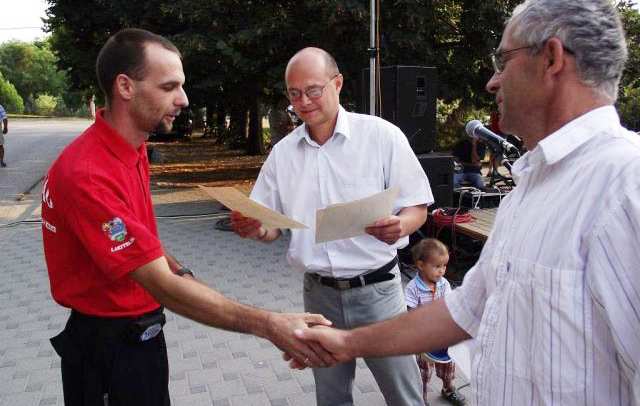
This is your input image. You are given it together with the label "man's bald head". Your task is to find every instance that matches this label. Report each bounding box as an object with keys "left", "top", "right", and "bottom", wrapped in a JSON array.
[
  {"left": 283, "top": 47, "right": 343, "bottom": 142},
  {"left": 285, "top": 47, "right": 340, "bottom": 81}
]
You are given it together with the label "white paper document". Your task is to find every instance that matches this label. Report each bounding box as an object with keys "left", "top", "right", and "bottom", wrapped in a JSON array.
[
  {"left": 315, "top": 187, "right": 399, "bottom": 243},
  {"left": 199, "top": 186, "right": 308, "bottom": 229}
]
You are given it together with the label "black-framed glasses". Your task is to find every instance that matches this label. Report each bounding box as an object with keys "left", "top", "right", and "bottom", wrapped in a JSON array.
[
  {"left": 491, "top": 43, "right": 574, "bottom": 74},
  {"left": 286, "top": 74, "right": 340, "bottom": 101}
]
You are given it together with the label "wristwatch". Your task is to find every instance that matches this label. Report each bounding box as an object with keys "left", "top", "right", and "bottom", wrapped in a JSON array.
[{"left": 176, "top": 267, "right": 195, "bottom": 278}]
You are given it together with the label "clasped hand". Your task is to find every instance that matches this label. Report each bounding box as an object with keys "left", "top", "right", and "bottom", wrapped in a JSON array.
[
  {"left": 266, "top": 312, "right": 340, "bottom": 368},
  {"left": 282, "top": 325, "right": 352, "bottom": 370},
  {"left": 365, "top": 215, "right": 404, "bottom": 245}
]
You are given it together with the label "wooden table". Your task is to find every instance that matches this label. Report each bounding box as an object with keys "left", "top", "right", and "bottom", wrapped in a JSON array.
[{"left": 454, "top": 208, "right": 498, "bottom": 241}]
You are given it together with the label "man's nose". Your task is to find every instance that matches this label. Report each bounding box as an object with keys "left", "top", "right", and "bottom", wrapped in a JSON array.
[
  {"left": 486, "top": 72, "right": 500, "bottom": 94},
  {"left": 176, "top": 87, "right": 189, "bottom": 108}
]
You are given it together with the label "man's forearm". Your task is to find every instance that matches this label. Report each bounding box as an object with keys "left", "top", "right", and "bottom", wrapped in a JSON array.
[
  {"left": 133, "top": 257, "right": 271, "bottom": 338},
  {"left": 398, "top": 205, "right": 429, "bottom": 237},
  {"left": 346, "top": 299, "right": 470, "bottom": 358}
]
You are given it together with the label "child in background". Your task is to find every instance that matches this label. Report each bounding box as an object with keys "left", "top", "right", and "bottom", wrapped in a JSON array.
[{"left": 405, "top": 238, "right": 466, "bottom": 406}]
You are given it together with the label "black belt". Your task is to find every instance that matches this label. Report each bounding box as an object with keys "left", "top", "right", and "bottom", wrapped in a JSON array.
[
  {"left": 309, "top": 256, "right": 398, "bottom": 290},
  {"left": 69, "top": 307, "right": 166, "bottom": 343}
]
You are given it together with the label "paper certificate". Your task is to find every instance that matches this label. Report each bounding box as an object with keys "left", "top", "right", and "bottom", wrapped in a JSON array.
[
  {"left": 199, "top": 186, "right": 308, "bottom": 229},
  {"left": 315, "top": 187, "right": 400, "bottom": 243}
]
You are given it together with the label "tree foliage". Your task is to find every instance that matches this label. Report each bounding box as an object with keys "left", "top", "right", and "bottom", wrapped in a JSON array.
[
  {"left": 0, "top": 72, "right": 25, "bottom": 113},
  {"left": 34, "top": 94, "right": 58, "bottom": 116},
  {"left": 617, "top": 1, "right": 640, "bottom": 131},
  {"left": 44, "top": 0, "right": 640, "bottom": 150},
  {"left": 0, "top": 40, "right": 68, "bottom": 112}
]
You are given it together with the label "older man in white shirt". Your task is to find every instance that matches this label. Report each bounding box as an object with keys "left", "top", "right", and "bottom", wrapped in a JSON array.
[
  {"left": 231, "top": 47, "right": 432, "bottom": 405},
  {"left": 295, "top": 1, "right": 640, "bottom": 405}
]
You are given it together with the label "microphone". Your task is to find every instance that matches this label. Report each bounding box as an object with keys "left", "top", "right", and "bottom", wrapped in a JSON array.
[{"left": 465, "top": 120, "right": 517, "bottom": 154}]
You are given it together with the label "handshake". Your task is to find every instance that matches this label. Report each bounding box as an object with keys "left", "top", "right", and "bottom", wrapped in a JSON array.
[{"left": 266, "top": 313, "right": 353, "bottom": 369}]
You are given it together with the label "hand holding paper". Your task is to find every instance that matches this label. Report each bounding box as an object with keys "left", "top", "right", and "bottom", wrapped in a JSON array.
[
  {"left": 199, "top": 186, "right": 307, "bottom": 229},
  {"left": 365, "top": 215, "right": 404, "bottom": 245},
  {"left": 315, "top": 187, "right": 399, "bottom": 243}
]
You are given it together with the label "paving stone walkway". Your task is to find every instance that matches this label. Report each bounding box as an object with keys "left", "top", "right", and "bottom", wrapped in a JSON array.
[{"left": 0, "top": 187, "right": 470, "bottom": 406}]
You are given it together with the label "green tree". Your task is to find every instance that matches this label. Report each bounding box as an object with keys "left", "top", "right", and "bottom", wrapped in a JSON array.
[
  {"left": 0, "top": 72, "right": 25, "bottom": 113},
  {"left": 617, "top": 1, "right": 640, "bottom": 131},
  {"left": 34, "top": 94, "right": 58, "bottom": 116},
  {"left": 0, "top": 40, "right": 67, "bottom": 112},
  {"left": 45, "top": 0, "right": 640, "bottom": 148}
]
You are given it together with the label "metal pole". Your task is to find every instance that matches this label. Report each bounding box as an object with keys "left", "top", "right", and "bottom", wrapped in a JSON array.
[{"left": 369, "top": 0, "right": 376, "bottom": 115}]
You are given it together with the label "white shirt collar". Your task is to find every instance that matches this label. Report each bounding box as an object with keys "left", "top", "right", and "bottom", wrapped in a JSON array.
[
  {"left": 296, "top": 105, "right": 351, "bottom": 147},
  {"left": 512, "top": 105, "right": 618, "bottom": 180},
  {"left": 538, "top": 105, "right": 618, "bottom": 165}
]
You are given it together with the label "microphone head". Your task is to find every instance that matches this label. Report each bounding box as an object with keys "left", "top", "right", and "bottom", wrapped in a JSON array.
[{"left": 465, "top": 120, "right": 483, "bottom": 138}]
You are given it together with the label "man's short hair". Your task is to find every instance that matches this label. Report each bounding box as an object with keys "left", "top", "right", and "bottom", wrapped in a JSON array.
[
  {"left": 411, "top": 238, "right": 449, "bottom": 264},
  {"left": 508, "top": 0, "right": 627, "bottom": 102},
  {"left": 96, "top": 28, "right": 181, "bottom": 105}
]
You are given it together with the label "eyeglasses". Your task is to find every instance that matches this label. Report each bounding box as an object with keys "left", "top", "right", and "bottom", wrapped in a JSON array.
[
  {"left": 286, "top": 74, "right": 340, "bottom": 101},
  {"left": 491, "top": 46, "right": 534, "bottom": 74},
  {"left": 491, "top": 43, "right": 575, "bottom": 74}
]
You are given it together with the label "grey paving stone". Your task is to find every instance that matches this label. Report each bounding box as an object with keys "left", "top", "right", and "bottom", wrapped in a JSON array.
[
  {"left": 187, "top": 368, "right": 224, "bottom": 386},
  {"left": 212, "top": 398, "right": 231, "bottom": 406},
  {"left": 230, "top": 393, "right": 271, "bottom": 405},
  {"left": 172, "top": 391, "right": 213, "bottom": 406},
  {"left": 189, "top": 384, "right": 207, "bottom": 394},
  {"left": 269, "top": 398, "right": 289, "bottom": 406},
  {"left": 222, "top": 372, "right": 239, "bottom": 381},
  {"left": 206, "top": 379, "right": 246, "bottom": 398},
  {"left": 38, "top": 396, "right": 57, "bottom": 405}
]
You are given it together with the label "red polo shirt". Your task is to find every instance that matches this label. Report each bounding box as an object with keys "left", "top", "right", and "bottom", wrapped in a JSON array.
[{"left": 41, "top": 110, "right": 164, "bottom": 317}]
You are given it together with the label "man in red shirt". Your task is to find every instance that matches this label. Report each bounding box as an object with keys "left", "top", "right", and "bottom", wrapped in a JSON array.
[{"left": 41, "top": 28, "right": 332, "bottom": 406}]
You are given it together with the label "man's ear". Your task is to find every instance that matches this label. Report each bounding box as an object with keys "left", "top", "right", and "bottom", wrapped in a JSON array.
[
  {"left": 113, "top": 74, "right": 135, "bottom": 101},
  {"left": 334, "top": 73, "right": 344, "bottom": 94},
  {"left": 544, "top": 37, "right": 567, "bottom": 75}
]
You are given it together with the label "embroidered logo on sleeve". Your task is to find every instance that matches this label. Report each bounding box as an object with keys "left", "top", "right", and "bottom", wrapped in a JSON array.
[
  {"left": 102, "top": 217, "right": 136, "bottom": 253},
  {"left": 102, "top": 217, "right": 127, "bottom": 242}
]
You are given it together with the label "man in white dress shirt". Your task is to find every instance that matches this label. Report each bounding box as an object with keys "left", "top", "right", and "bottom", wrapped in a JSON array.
[
  {"left": 231, "top": 47, "right": 432, "bottom": 405},
  {"left": 295, "top": 1, "right": 640, "bottom": 405}
]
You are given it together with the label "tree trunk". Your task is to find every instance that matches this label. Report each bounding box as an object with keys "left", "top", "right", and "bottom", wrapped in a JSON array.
[
  {"left": 228, "top": 104, "right": 248, "bottom": 148},
  {"left": 246, "top": 98, "right": 265, "bottom": 155}
]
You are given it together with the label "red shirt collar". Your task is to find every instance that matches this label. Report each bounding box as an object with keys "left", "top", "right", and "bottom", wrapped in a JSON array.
[{"left": 94, "top": 108, "right": 146, "bottom": 168}]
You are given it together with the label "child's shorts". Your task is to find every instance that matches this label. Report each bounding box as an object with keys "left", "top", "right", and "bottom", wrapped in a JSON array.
[{"left": 417, "top": 352, "right": 456, "bottom": 383}]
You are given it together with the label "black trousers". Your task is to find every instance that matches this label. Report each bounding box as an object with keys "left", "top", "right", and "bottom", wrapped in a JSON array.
[{"left": 51, "top": 308, "right": 170, "bottom": 406}]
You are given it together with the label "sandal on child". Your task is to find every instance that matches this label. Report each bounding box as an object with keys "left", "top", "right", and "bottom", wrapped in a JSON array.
[{"left": 441, "top": 388, "right": 466, "bottom": 405}]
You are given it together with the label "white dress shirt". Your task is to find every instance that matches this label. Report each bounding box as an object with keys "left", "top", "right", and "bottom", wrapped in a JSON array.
[
  {"left": 446, "top": 106, "right": 640, "bottom": 405},
  {"left": 251, "top": 106, "right": 433, "bottom": 277}
]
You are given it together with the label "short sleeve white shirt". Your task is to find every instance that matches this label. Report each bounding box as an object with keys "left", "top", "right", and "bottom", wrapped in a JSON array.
[{"left": 251, "top": 105, "right": 433, "bottom": 277}]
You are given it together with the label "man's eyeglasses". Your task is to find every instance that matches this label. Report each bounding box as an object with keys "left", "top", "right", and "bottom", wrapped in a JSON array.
[
  {"left": 491, "top": 43, "right": 574, "bottom": 74},
  {"left": 286, "top": 74, "right": 340, "bottom": 101},
  {"left": 491, "top": 46, "right": 534, "bottom": 74}
]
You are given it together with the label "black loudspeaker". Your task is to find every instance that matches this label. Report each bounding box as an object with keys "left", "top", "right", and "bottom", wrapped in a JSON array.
[
  {"left": 416, "top": 153, "right": 454, "bottom": 209},
  {"left": 361, "top": 66, "right": 437, "bottom": 154}
]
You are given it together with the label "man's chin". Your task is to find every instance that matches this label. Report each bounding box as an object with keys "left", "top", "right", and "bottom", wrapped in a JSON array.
[{"left": 153, "top": 122, "right": 173, "bottom": 134}]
